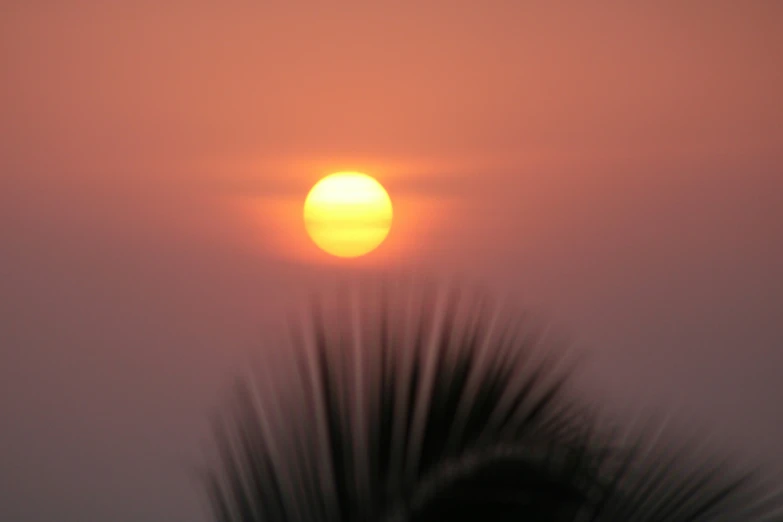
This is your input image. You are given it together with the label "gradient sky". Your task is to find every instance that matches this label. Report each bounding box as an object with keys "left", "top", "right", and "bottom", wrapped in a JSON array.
[{"left": 2, "top": 3, "right": 782, "bottom": 521}]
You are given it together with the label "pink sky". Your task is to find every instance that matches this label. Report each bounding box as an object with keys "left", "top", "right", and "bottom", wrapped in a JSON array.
[{"left": 1, "top": 3, "right": 782, "bottom": 521}]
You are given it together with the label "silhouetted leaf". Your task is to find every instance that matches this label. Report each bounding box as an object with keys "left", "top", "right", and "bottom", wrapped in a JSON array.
[{"left": 203, "top": 279, "right": 782, "bottom": 522}]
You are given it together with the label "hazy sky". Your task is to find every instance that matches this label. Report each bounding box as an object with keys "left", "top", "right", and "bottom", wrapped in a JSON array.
[{"left": 2, "top": 3, "right": 782, "bottom": 521}]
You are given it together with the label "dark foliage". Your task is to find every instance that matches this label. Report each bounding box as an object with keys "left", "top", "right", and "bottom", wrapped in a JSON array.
[{"left": 203, "top": 282, "right": 782, "bottom": 522}]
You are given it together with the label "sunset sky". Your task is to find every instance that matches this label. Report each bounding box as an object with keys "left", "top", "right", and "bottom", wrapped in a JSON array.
[{"left": 2, "top": 3, "right": 782, "bottom": 521}]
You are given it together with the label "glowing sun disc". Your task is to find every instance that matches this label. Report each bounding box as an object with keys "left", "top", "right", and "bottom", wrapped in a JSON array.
[{"left": 303, "top": 172, "right": 393, "bottom": 258}]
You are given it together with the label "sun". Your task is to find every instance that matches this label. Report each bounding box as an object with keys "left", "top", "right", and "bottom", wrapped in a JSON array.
[{"left": 303, "top": 172, "right": 393, "bottom": 258}]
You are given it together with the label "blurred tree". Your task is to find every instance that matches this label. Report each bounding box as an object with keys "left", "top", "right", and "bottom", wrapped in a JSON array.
[{"left": 203, "top": 281, "right": 782, "bottom": 522}]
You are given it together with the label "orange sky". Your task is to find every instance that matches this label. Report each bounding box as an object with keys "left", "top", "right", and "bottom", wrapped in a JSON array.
[
  {"left": 1, "top": 3, "right": 782, "bottom": 522},
  {"left": 4, "top": 3, "right": 781, "bottom": 262}
]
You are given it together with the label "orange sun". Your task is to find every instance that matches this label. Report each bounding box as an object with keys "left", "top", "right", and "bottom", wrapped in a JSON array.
[{"left": 303, "top": 172, "right": 393, "bottom": 258}]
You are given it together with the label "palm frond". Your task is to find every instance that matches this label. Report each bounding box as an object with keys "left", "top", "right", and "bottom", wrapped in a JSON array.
[
  {"left": 589, "top": 419, "right": 783, "bottom": 522},
  {"left": 203, "top": 280, "right": 782, "bottom": 522}
]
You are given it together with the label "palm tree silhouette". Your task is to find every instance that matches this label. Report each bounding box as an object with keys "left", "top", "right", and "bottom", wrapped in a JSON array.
[{"left": 203, "top": 281, "right": 782, "bottom": 521}]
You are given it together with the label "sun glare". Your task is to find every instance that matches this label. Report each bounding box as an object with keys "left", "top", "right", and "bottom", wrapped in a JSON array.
[{"left": 303, "top": 172, "right": 393, "bottom": 258}]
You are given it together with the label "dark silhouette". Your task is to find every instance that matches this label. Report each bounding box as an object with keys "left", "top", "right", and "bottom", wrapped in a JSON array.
[{"left": 203, "top": 281, "right": 782, "bottom": 521}]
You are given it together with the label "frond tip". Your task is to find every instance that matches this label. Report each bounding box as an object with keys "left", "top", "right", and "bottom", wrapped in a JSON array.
[{"left": 203, "top": 281, "right": 782, "bottom": 522}]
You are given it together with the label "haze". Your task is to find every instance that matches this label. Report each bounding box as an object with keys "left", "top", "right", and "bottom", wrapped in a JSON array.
[{"left": 1, "top": 3, "right": 782, "bottom": 521}]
